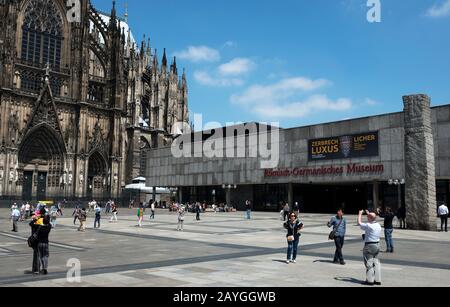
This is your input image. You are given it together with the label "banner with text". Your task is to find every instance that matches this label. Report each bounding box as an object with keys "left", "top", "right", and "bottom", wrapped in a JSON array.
[{"left": 308, "top": 132, "right": 379, "bottom": 161}]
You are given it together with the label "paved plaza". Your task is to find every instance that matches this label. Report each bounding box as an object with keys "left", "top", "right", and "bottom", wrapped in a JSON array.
[{"left": 0, "top": 208, "right": 449, "bottom": 287}]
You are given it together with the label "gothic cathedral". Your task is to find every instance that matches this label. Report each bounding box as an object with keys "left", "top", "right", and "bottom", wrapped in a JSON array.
[{"left": 0, "top": 0, "right": 189, "bottom": 201}]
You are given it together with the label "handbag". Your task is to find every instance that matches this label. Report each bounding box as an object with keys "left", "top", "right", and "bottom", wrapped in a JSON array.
[
  {"left": 27, "top": 226, "right": 40, "bottom": 248},
  {"left": 287, "top": 235, "right": 295, "bottom": 242},
  {"left": 329, "top": 218, "right": 344, "bottom": 241}
]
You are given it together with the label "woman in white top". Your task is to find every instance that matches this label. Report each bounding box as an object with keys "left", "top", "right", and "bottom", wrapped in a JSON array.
[{"left": 177, "top": 206, "right": 186, "bottom": 231}]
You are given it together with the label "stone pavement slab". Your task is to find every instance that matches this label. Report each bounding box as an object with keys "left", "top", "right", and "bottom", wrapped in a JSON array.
[{"left": 0, "top": 209, "right": 449, "bottom": 287}]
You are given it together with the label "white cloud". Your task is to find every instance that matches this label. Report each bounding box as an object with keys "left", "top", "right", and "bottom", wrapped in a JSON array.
[
  {"left": 231, "top": 77, "right": 330, "bottom": 105},
  {"left": 194, "top": 71, "right": 244, "bottom": 87},
  {"left": 251, "top": 95, "right": 352, "bottom": 119},
  {"left": 223, "top": 41, "right": 236, "bottom": 48},
  {"left": 427, "top": 0, "right": 450, "bottom": 18},
  {"left": 365, "top": 98, "right": 379, "bottom": 106},
  {"left": 174, "top": 46, "right": 220, "bottom": 63},
  {"left": 218, "top": 58, "right": 256, "bottom": 76},
  {"left": 231, "top": 77, "right": 351, "bottom": 119}
]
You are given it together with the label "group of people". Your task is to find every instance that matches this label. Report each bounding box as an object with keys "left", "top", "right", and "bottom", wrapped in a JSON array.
[
  {"left": 283, "top": 206, "right": 411, "bottom": 286},
  {"left": 10, "top": 202, "right": 64, "bottom": 232},
  {"left": 72, "top": 201, "right": 119, "bottom": 230}
]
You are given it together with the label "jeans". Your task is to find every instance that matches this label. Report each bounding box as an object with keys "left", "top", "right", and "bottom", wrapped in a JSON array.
[
  {"left": 38, "top": 242, "right": 49, "bottom": 271},
  {"left": 384, "top": 229, "right": 394, "bottom": 252},
  {"left": 334, "top": 236, "right": 345, "bottom": 262},
  {"left": 150, "top": 210, "right": 155, "bottom": 219},
  {"left": 196, "top": 212, "right": 200, "bottom": 221},
  {"left": 51, "top": 218, "right": 57, "bottom": 228},
  {"left": 284, "top": 211, "right": 290, "bottom": 221},
  {"left": 12, "top": 218, "right": 19, "bottom": 232},
  {"left": 441, "top": 215, "right": 448, "bottom": 232},
  {"left": 363, "top": 243, "right": 382, "bottom": 284},
  {"left": 94, "top": 215, "right": 101, "bottom": 228},
  {"left": 246, "top": 210, "right": 252, "bottom": 220},
  {"left": 287, "top": 237, "right": 300, "bottom": 261}
]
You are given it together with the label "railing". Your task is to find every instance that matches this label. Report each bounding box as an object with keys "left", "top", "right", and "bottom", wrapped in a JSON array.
[{"left": 15, "top": 58, "right": 70, "bottom": 75}]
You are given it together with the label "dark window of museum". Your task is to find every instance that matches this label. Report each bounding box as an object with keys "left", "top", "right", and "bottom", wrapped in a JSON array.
[{"left": 20, "top": 0, "right": 63, "bottom": 70}]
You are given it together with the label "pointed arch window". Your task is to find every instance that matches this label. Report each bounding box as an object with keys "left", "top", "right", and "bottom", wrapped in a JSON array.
[{"left": 20, "top": 0, "right": 64, "bottom": 69}]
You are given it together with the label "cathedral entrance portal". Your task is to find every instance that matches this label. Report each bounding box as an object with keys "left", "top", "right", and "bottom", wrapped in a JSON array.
[
  {"left": 87, "top": 151, "right": 108, "bottom": 200},
  {"left": 18, "top": 124, "right": 66, "bottom": 201}
]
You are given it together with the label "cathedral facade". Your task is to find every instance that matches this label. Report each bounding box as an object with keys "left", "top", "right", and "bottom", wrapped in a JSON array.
[{"left": 0, "top": 0, "right": 189, "bottom": 201}]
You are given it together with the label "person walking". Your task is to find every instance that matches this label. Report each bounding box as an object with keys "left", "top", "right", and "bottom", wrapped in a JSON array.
[
  {"left": 294, "top": 202, "right": 300, "bottom": 216},
  {"left": 105, "top": 200, "right": 111, "bottom": 216},
  {"left": 358, "top": 210, "right": 382, "bottom": 286},
  {"left": 245, "top": 200, "right": 252, "bottom": 220},
  {"left": 11, "top": 206, "right": 21, "bottom": 232},
  {"left": 195, "top": 203, "right": 201, "bottom": 221},
  {"left": 397, "top": 205, "right": 406, "bottom": 229},
  {"left": 20, "top": 204, "right": 26, "bottom": 221},
  {"left": 94, "top": 205, "right": 102, "bottom": 229},
  {"left": 25, "top": 202, "right": 31, "bottom": 219},
  {"left": 284, "top": 212, "right": 304, "bottom": 264},
  {"left": 50, "top": 206, "right": 58, "bottom": 228},
  {"left": 377, "top": 207, "right": 395, "bottom": 253},
  {"left": 177, "top": 206, "right": 186, "bottom": 231},
  {"left": 137, "top": 205, "right": 144, "bottom": 227},
  {"left": 150, "top": 201, "right": 155, "bottom": 219},
  {"left": 327, "top": 209, "right": 347, "bottom": 265},
  {"left": 72, "top": 206, "right": 80, "bottom": 225},
  {"left": 57, "top": 202, "right": 64, "bottom": 217},
  {"left": 110, "top": 204, "right": 118, "bottom": 223},
  {"left": 438, "top": 202, "right": 449, "bottom": 232},
  {"left": 78, "top": 208, "right": 87, "bottom": 232},
  {"left": 283, "top": 203, "right": 290, "bottom": 221}
]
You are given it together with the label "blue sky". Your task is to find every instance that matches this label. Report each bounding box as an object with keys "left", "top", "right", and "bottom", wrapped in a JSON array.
[{"left": 93, "top": 0, "right": 450, "bottom": 129}]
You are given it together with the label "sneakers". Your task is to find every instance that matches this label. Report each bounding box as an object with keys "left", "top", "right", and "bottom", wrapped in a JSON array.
[
  {"left": 340, "top": 261, "right": 346, "bottom": 265},
  {"left": 292, "top": 260, "right": 297, "bottom": 264},
  {"left": 286, "top": 260, "right": 291, "bottom": 264}
]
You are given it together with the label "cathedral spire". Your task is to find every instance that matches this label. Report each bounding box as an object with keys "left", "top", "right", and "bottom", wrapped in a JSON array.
[
  {"left": 171, "top": 56, "right": 178, "bottom": 74},
  {"left": 147, "top": 38, "right": 151, "bottom": 55},
  {"left": 162, "top": 48, "right": 167, "bottom": 67},
  {"left": 141, "top": 34, "right": 146, "bottom": 57},
  {"left": 182, "top": 68, "right": 187, "bottom": 88},
  {"left": 152, "top": 49, "right": 158, "bottom": 71},
  {"left": 111, "top": 1, "right": 116, "bottom": 21},
  {"left": 127, "top": 28, "right": 131, "bottom": 45}
]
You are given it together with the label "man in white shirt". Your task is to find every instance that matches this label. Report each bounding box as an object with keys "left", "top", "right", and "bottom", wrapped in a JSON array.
[
  {"left": 11, "top": 206, "right": 21, "bottom": 232},
  {"left": 438, "top": 203, "right": 449, "bottom": 232},
  {"left": 150, "top": 202, "right": 155, "bottom": 219},
  {"left": 25, "top": 203, "right": 31, "bottom": 219},
  {"left": 358, "top": 210, "right": 382, "bottom": 286}
]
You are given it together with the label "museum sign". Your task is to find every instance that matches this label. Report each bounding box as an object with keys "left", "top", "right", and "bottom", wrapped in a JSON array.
[{"left": 308, "top": 132, "right": 379, "bottom": 161}]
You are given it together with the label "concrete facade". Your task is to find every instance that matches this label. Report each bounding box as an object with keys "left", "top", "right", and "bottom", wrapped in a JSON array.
[{"left": 145, "top": 99, "right": 450, "bottom": 230}]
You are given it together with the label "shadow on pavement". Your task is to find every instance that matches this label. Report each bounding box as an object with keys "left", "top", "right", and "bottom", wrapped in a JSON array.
[{"left": 334, "top": 277, "right": 363, "bottom": 285}]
